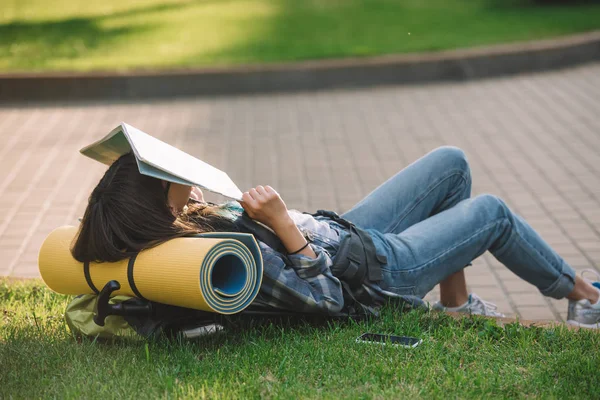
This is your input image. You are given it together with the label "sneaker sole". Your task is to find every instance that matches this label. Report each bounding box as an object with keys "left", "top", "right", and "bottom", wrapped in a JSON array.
[{"left": 567, "top": 319, "right": 600, "bottom": 329}]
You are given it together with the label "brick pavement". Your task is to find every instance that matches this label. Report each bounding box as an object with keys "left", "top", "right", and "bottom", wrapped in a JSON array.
[{"left": 1, "top": 63, "right": 599, "bottom": 322}]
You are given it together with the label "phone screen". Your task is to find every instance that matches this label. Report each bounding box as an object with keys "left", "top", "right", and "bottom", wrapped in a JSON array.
[{"left": 356, "top": 333, "right": 422, "bottom": 348}]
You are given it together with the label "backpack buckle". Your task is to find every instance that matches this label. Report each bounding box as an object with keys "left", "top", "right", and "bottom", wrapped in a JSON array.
[{"left": 93, "top": 280, "right": 153, "bottom": 326}]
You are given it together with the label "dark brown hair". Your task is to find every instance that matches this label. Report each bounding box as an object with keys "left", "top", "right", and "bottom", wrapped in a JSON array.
[{"left": 71, "top": 153, "right": 239, "bottom": 263}]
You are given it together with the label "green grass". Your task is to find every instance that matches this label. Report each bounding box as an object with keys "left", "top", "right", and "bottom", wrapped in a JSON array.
[
  {"left": 1, "top": 0, "right": 600, "bottom": 72},
  {"left": 1, "top": 279, "right": 599, "bottom": 399}
]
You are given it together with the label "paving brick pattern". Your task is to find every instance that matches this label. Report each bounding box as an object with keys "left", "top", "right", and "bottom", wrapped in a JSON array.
[{"left": 1, "top": 63, "right": 599, "bottom": 322}]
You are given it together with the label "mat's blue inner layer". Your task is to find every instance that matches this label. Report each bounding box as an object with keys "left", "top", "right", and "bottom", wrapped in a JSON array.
[{"left": 211, "top": 254, "right": 247, "bottom": 296}]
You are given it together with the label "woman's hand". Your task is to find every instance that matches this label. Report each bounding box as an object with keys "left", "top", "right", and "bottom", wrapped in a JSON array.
[
  {"left": 240, "top": 186, "right": 292, "bottom": 232},
  {"left": 190, "top": 187, "right": 204, "bottom": 202},
  {"left": 241, "top": 185, "right": 316, "bottom": 258}
]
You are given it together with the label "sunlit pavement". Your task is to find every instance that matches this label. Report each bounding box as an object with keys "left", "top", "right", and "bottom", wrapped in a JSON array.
[{"left": 2, "top": 63, "right": 599, "bottom": 322}]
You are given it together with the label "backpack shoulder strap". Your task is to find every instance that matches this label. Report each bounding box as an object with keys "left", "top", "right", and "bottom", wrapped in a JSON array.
[{"left": 234, "top": 213, "right": 290, "bottom": 256}]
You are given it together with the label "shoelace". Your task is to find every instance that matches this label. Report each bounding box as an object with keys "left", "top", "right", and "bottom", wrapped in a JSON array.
[
  {"left": 581, "top": 268, "right": 600, "bottom": 283},
  {"left": 469, "top": 294, "right": 502, "bottom": 316}
]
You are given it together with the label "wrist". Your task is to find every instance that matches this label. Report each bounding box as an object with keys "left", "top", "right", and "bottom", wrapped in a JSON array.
[{"left": 270, "top": 215, "right": 295, "bottom": 234}]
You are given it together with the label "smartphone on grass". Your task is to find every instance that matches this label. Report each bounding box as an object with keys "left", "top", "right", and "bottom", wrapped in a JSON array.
[{"left": 356, "top": 333, "right": 422, "bottom": 348}]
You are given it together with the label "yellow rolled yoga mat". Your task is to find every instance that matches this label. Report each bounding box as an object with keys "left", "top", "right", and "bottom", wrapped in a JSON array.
[{"left": 38, "top": 226, "right": 263, "bottom": 314}]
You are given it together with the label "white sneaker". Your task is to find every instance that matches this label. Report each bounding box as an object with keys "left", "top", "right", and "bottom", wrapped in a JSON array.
[
  {"left": 566, "top": 269, "right": 600, "bottom": 329},
  {"left": 432, "top": 293, "right": 505, "bottom": 317}
]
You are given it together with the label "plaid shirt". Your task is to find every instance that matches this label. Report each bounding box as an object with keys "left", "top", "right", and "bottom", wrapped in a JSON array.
[{"left": 250, "top": 211, "right": 408, "bottom": 314}]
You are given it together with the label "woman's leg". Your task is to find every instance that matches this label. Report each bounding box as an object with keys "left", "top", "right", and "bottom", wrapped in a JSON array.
[
  {"left": 439, "top": 271, "right": 469, "bottom": 307},
  {"left": 341, "top": 146, "right": 472, "bottom": 234},
  {"left": 568, "top": 277, "right": 600, "bottom": 302},
  {"left": 341, "top": 146, "right": 472, "bottom": 305},
  {"left": 374, "top": 194, "right": 581, "bottom": 302}
]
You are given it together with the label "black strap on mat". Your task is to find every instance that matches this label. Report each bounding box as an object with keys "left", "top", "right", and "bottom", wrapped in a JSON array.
[
  {"left": 83, "top": 261, "right": 99, "bottom": 294},
  {"left": 127, "top": 253, "right": 147, "bottom": 300}
]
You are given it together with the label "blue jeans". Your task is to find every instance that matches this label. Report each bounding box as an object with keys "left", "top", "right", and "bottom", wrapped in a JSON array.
[{"left": 341, "top": 146, "right": 576, "bottom": 300}]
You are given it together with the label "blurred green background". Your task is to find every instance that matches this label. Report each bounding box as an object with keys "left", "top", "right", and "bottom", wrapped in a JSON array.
[{"left": 2, "top": 0, "right": 600, "bottom": 72}]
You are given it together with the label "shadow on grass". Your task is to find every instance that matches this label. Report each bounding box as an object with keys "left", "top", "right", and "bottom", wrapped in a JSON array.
[
  {"left": 0, "top": 19, "right": 144, "bottom": 70},
  {"left": 179, "top": 0, "right": 600, "bottom": 66},
  {"left": 2, "top": 0, "right": 599, "bottom": 71},
  {"left": 0, "top": 1, "right": 208, "bottom": 70},
  {"left": 486, "top": 0, "right": 599, "bottom": 10}
]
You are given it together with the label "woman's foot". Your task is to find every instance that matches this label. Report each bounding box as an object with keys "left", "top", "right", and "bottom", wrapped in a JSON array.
[
  {"left": 432, "top": 293, "right": 505, "bottom": 317},
  {"left": 567, "top": 269, "right": 600, "bottom": 329}
]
